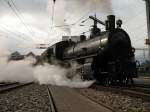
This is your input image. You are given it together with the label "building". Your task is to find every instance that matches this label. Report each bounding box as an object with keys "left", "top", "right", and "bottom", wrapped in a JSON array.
[{"left": 9, "top": 51, "right": 24, "bottom": 61}]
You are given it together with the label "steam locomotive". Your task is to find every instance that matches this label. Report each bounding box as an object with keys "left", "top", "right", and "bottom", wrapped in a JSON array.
[{"left": 40, "top": 15, "right": 137, "bottom": 86}]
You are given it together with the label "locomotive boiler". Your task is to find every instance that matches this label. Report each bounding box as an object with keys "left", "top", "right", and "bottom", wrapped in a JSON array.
[{"left": 41, "top": 15, "right": 137, "bottom": 86}]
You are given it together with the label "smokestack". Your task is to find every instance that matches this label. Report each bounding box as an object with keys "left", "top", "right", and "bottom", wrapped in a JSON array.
[
  {"left": 106, "top": 15, "right": 115, "bottom": 30},
  {"left": 80, "top": 35, "right": 86, "bottom": 42}
]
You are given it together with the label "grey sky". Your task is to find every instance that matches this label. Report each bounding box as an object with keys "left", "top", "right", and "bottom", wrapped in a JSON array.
[{"left": 0, "top": 0, "right": 148, "bottom": 55}]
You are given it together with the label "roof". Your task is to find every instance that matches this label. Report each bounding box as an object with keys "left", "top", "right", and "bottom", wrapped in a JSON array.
[
  {"left": 26, "top": 52, "right": 35, "bottom": 57},
  {"left": 11, "top": 51, "right": 21, "bottom": 56}
]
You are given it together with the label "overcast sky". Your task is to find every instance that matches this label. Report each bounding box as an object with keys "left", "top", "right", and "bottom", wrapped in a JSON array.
[{"left": 0, "top": 0, "right": 148, "bottom": 56}]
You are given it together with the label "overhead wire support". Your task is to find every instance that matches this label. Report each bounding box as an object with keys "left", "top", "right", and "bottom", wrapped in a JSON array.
[
  {"left": 89, "top": 16, "right": 106, "bottom": 26},
  {"left": 51, "top": 0, "right": 56, "bottom": 29},
  {"left": 53, "top": 0, "right": 56, "bottom": 3}
]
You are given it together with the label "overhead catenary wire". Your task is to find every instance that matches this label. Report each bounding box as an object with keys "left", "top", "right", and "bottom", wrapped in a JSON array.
[
  {"left": 10, "top": 0, "right": 35, "bottom": 35},
  {"left": 0, "top": 0, "right": 146, "bottom": 47},
  {"left": 73, "top": 10, "right": 93, "bottom": 25},
  {"left": 0, "top": 25, "right": 29, "bottom": 42},
  {"left": 10, "top": 0, "right": 51, "bottom": 44},
  {"left": 49, "top": 1, "right": 100, "bottom": 37},
  {"left": 0, "top": 0, "right": 34, "bottom": 41},
  {"left": 48, "top": 11, "right": 93, "bottom": 38},
  {"left": 53, "top": 10, "right": 93, "bottom": 29},
  {"left": 132, "top": 25, "right": 147, "bottom": 44},
  {"left": 0, "top": 30, "right": 22, "bottom": 41},
  {"left": 0, "top": 28, "right": 27, "bottom": 42},
  {"left": 3, "top": 0, "right": 34, "bottom": 39},
  {"left": 1, "top": 22, "right": 32, "bottom": 40}
]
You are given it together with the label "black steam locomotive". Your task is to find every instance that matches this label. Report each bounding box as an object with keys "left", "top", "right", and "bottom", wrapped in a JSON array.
[{"left": 41, "top": 15, "right": 137, "bottom": 86}]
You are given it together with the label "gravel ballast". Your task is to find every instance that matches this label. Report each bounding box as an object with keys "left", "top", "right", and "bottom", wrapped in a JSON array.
[
  {"left": 77, "top": 88, "right": 150, "bottom": 112},
  {"left": 1, "top": 83, "right": 150, "bottom": 112},
  {"left": 0, "top": 84, "right": 51, "bottom": 112}
]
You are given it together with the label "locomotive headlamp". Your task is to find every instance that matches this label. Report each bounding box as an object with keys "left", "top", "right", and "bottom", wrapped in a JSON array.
[{"left": 116, "top": 19, "right": 122, "bottom": 28}]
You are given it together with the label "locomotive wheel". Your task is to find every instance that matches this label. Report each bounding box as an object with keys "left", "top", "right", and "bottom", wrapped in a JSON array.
[
  {"left": 123, "top": 78, "right": 129, "bottom": 86},
  {"left": 127, "top": 77, "right": 135, "bottom": 86},
  {"left": 119, "top": 78, "right": 128, "bottom": 86},
  {"left": 81, "top": 75, "right": 85, "bottom": 81},
  {"left": 121, "top": 77, "right": 134, "bottom": 86},
  {"left": 103, "top": 77, "right": 112, "bottom": 86}
]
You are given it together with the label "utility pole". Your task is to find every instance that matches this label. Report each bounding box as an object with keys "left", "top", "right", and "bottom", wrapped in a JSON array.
[
  {"left": 145, "top": 0, "right": 150, "bottom": 61},
  {"left": 53, "top": 0, "right": 56, "bottom": 3}
]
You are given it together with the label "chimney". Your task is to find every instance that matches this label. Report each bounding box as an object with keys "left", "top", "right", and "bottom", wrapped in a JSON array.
[
  {"left": 106, "top": 15, "right": 115, "bottom": 30},
  {"left": 80, "top": 35, "right": 86, "bottom": 42}
]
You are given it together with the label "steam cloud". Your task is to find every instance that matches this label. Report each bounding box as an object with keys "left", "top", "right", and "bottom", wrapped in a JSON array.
[
  {"left": 47, "top": 0, "right": 113, "bottom": 36},
  {"left": 0, "top": 36, "right": 94, "bottom": 88},
  {"left": 69, "top": 0, "right": 113, "bottom": 14},
  {"left": 0, "top": 0, "right": 113, "bottom": 88},
  {"left": 47, "top": 0, "right": 71, "bottom": 35}
]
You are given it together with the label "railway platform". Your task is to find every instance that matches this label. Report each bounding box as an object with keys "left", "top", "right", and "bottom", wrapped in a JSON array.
[{"left": 47, "top": 86, "right": 113, "bottom": 112}]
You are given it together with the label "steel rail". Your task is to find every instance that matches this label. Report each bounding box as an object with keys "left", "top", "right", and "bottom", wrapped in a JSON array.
[
  {"left": 91, "top": 85, "right": 150, "bottom": 101},
  {"left": 0, "top": 82, "right": 33, "bottom": 93},
  {"left": 47, "top": 86, "right": 58, "bottom": 112},
  {"left": 79, "top": 92, "right": 116, "bottom": 112}
]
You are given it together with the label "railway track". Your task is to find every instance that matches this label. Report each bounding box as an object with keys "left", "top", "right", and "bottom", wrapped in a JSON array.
[
  {"left": 135, "top": 84, "right": 150, "bottom": 90},
  {"left": 130, "top": 85, "right": 150, "bottom": 94},
  {"left": 0, "top": 82, "right": 33, "bottom": 93},
  {"left": 47, "top": 86, "right": 58, "bottom": 112},
  {"left": 91, "top": 84, "right": 150, "bottom": 101},
  {"left": 47, "top": 85, "right": 114, "bottom": 112},
  {"left": 0, "top": 82, "right": 18, "bottom": 87}
]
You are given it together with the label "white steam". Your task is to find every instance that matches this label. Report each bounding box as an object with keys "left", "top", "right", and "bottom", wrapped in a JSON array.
[
  {"left": 0, "top": 59, "right": 94, "bottom": 88},
  {"left": 34, "top": 64, "right": 94, "bottom": 88},
  {"left": 67, "top": 0, "right": 113, "bottom": 15},
  {"left": 0, "top": 59, "right": 34, "bottom": 83},
  {"left": 47, "top": 0, "right": 71, "bottom": 35},
  {"left": 0, "top": 36, "right": 94, "bottom": 88},
  {"left": 47, "top": 0, "right": 113, "bottom": 36}
]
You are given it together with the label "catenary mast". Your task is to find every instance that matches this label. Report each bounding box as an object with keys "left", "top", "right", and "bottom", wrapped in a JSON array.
[{"left": 145, "top": 0, "right": 150, "bottom": 61}]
